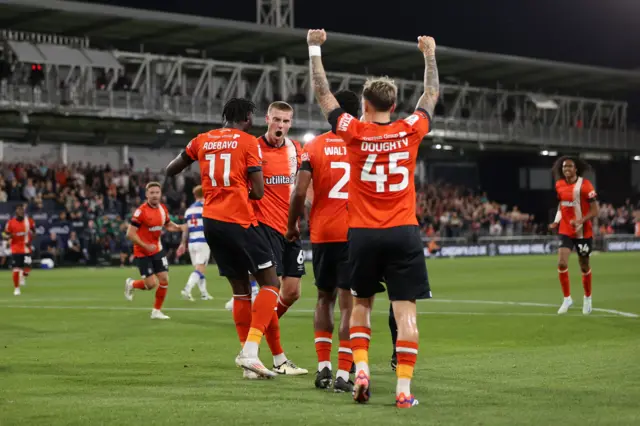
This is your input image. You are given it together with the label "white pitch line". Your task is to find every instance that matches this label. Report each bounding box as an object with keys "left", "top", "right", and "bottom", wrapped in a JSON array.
[{"left": 0, "top": 304, "right": 630, "bottom": 318}]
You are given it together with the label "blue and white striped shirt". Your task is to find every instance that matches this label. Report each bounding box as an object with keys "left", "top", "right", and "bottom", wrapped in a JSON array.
[{"left": 185, "top": 201, "right": 206, "bottom": 244}]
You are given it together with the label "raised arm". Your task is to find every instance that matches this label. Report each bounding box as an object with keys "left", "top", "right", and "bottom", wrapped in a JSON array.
[
  {"left": 307, "top": 29, "right": 340, "bottom": 118},
  {"left": 415, "top": 36, "right": 439, "bottom": 118}
]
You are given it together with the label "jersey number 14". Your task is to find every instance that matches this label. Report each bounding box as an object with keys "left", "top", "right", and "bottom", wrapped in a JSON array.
[{"left": 205, "top": 153, "right": 231, "bottom": 187}]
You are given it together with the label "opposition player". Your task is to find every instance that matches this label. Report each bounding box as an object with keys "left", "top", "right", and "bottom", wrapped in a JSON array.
[
  {"left": 124, "top": 182, "right": 185, "bottom": 319},
  {"left": 308, "top": 29, "right": 438, "bottom": 408},
  {"left": 250, "top": 101, "right": 308, "bottom": 376},
  {"left": 164, "top": 98, "right": 287, "bottom": 378},
  {"left": 286, "top": 90, "right": 360, "bottom": 392},
  {"left": 549, "top": 157, "right": 599, "bottom": 315},
  {"left": 177, "top": 185, "right": 213, "bottom": 301},
  {"left": 3, "top": 204, "right": 35, "bottom": 295}
]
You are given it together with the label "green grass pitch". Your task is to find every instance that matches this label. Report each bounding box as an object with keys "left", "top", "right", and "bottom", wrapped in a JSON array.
[{"left": 1, "top": 253, "right": 639, "bottom": 425}]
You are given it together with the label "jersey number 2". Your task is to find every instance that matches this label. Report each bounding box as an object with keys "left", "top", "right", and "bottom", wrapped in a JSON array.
[
  {"left": 361, "top": 152, "right": 409, "bottom": 193},
  {"left": 329, "top": 162, "right": 349, "bottom": 199},
  {"left": 205, "top": 153, "right": 231, "bottom": 187}
]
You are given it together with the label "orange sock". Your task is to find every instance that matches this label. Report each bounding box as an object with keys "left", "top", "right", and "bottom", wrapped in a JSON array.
[
  {"left": 12, "top": 270, "right": 20, "bottom": 288},
  {"left": 337, "top": 340, "right": 353, "bottom": 373},
  {"left": 232, "top": 295, "right": 252, "bottom": 345},
  {"left": 558, "top": 269, "right": 570, "bottom": 297},
  {"left": 154, "top": 281, "right": 167, "bottom": 310},
  {"left": 266, "top": 310, "right": 284, "bottom": 356},
  {"left": 243, "top": 286, "right": 279, "bottom": 356},
  {"left": 314, "top": 331, "right": 332, "bottom": 369},
  {"left": 582, "top": 270, "right": 592, "bottom": 297},
  {"left": 350, "top": 326, "right": 371, "bottom": 376},
  {"left": 276, "top": 297, "right": 290, "bottom": 318},
  {"left": 23, "top": 267, "right": 30, "bottom": 277},
  {"left": 396, "top": 340, "right": 418, "bottom": 397},
  {"left": 132, "top": 279, "right": 146, "bottom": 290}
]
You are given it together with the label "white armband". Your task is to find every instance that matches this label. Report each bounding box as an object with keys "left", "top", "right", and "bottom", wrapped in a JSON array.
[
  {"left": 554, "top": 210, "right": 562, "bottom": 224},
  {"left": 308, "top": 46, "right": 321, "bottom": 57}
]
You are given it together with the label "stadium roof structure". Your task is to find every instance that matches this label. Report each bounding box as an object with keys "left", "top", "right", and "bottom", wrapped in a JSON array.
[{"left": 1, "top": 0, "right": 640, "bottom": 97}]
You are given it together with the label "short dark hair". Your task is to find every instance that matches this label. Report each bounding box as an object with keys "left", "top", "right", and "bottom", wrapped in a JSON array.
[
  {"left": 222, "top": 98, "right": 256, "bottom": 124},
  {"left": 335, "top": 90, "right": 360, "bottom": 118},
  {"left": 551, "top": 156, "right": 592, "bottom": 181}
]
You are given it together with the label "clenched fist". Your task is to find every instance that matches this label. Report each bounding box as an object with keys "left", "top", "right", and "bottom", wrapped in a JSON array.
[
  {"left": 307, "top": 29, "right": 327, "bottom": 46},
  {"left": 417, "top": 36, "right": 436, "bottom": 54}
]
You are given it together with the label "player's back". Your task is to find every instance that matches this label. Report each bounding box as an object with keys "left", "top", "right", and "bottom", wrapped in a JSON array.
[
  {"left": 304, "top": 131, "right": 349, "bottom": 243},
  {"left": 185, "top": 128, "right": 262, "bottom": 227},
  {"left": 184, "top": 201, "right": 206, "bottom": 244},
  {"left": 335, "top": 110, "right": 430, "bottom": 229}
]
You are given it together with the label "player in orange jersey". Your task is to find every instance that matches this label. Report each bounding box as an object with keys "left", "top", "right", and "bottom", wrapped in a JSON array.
[
  {"left": 549, "top": 156, "right": 599, "bottom": 315},
  {"left": 123, "top": 182, "right": 186, "bottom": 320},
  {"left": 308, "top": 30, "right": 439, "bottom": 408},
  {"left": 248, "top": 100, "right": 308, "bottom": 376},
  {"left": 286, "top": 90, "right": 361, "bottom": 392},
  {"left": 3, "top": 204, "right": 35, "bottom": 296},
  {"left": 165, "top": 98, "right": 283, "bottom": 379}
]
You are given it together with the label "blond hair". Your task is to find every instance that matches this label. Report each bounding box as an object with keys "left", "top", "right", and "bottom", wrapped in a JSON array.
[
  {"left": 193, "top": 185, "right": 203, "bottom": 199},
  {"left": 362, "top": 76, "right": 397, "bottom": 112},
  {"left": 145, "top": 181, "right": 161, "bottom": 190},
  {"left": 268, "top": 101, "right": 294, "bottom": 115}
]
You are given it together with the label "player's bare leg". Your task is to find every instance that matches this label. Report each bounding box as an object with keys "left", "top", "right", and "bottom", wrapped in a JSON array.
[
  {"left": 389, "top": 303, "right": 398, "bottom": 371},
  {"left": 235, "top": 266, "right": 280, "bottom": 378},
  {"left": 334, "top": 288, "right": 354, "bottom": 392},
  {"left": 226, "top": 274, "right": 258, "bottom": 311},
  {"left": 314, "top": 289, "right": 336, "bottom": 389},
  {"left": 392, "top": 300, "right": 420, "bottom": 408},
  {"left": 268, "top": 276, "right": 307, "bottom": 375},
  {"left": 557, "top": 247, "right": 573, "bottom": 314},
  {"left": 276, "top": 276, "right": 301, "bottom": 317},
  {"left": 349, "top": 296, "right": 373, "bottom": 403},
  {"left": 578, "top": 255, "right": 592, "bottom": 315}
]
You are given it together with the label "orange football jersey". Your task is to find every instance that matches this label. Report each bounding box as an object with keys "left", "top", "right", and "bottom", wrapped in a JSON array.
[
  {"left": 301, "top": 131, "right": 349, "bottom": 243},
  {"left": 332, "top": 108, "right": 431, "bottom": 229},
  {"left": 4, "top": 216, "right": 35, "bottom": 255},
  {"left": 251, "top": 136, "right": 302, "bottom": 235},
  {"left": 556, "top": 177, "right": 597, "bottom": 239},
  {"left": 130, "top": 202, "right": 170, "bottom": 257},
  {"left": 185, "top": 128, "right": 262, "bottom": 228}
]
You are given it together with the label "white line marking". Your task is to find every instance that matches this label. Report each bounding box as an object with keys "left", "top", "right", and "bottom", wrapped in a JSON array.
[{"left": 0, "top": 304, "right": 630, "bottom": 318}]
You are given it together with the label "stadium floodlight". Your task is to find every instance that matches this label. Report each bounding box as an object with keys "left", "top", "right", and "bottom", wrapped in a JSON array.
[
  {"left": 434, "top": 144, "right": 442, "bottom": 149},
  {"left": 173, "top": 129, "right": 185, "bottom": 135},
  {"left": 528, "top": 93, "right": 558, "bottom": 110},
  {"left": 548, "top": 151, "right": 558, "bottom": 156},
  {"left": 303, "top": 132, "right": 315, "bottom": 143},
  {"left": 443, "top": 145, "right": 453, "bottom": 150},
  {"left": 634, "top": 155, "right": 640, "bottom": 161},
  {"left": 540, "top": 150, "right": 549, "bottom": 156},
  {"left": 156, "top": 128, "right": 167, "bottom": 134}
]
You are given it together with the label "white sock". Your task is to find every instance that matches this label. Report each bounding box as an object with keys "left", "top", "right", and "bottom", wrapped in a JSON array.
[
  {"left": 197, "top": 277, "right": 208, "bottom": 295},
  {"left": 396, "top": 378, "right": 411, "bottom": 396},
  {"left": 318, "top": 361, "right": 331, "bottom": 371},
  {"left": 273, "top": 353, "right": 287, "bottom": 367},
  {"left": 184, "top": 272, "right": 200, "bottom": 293},
  {"left": 242, "top": 341, "right": 259, "bottom": 358},
  {"left": 336, "top": 369, "right": 349, "bottom": 382},
  {"left": 355, "top": 361, "right": 369, "bottom": 377}
]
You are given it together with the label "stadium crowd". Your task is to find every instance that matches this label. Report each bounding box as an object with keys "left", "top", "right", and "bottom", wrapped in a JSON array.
[{"left": 1, "top": 159, "right": 638, "bottom": 268}]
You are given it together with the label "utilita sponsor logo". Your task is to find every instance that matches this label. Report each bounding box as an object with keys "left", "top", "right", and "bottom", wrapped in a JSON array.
[{"left": 266, "top": 174, "right": 295, "bottom": 185}]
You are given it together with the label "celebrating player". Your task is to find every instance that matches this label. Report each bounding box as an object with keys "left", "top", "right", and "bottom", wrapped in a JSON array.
[
  {"left": 286, "top": 90, "right": 360, "bottom": 392},
  {"left": 249, "top": 101, "right": 308, "bottom": 376},
  {"left": 3, "top": 204, "right": 35, "bottom": 296},
  {"left": 124, "top": 182, "right": 186, "bottom": 319},
  {"left": 308, "top": 29, "right": 438, "bottom": 408},
  {"left": 177, "top": 185, "right": 213, "bottom": 302},
  {"left": 165, "top": 98, "right": 285, "bottom": 379},
  {"left": 549, "top": 157, "right": 599, "bottom": 315}
]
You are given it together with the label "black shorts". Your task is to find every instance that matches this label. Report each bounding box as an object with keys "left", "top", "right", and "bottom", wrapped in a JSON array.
[
  {"left": 136, "top": 251, "right": 169, "bottom": 278},
  {"left": 348, "top": 225, "right": 431, "bottom": 301},
  {"left": 560, "top": 235, "right": 593, "bottom": 257},
  {"left": 204, "top": 218, "right": 274, "bottom": 279},
  {"left": 312, "top": 242, "right": 350, "bottom": 292},
  {"left": 257, "top": 223, "right": 305, "bottom": 277},
  {"left": 11, "top": 254, "right": 33, "bottom": 269}
]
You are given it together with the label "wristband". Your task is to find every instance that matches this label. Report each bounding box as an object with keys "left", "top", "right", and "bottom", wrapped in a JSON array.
[{"left": 308, "top": 45, "right": 321, "bottom": 57}]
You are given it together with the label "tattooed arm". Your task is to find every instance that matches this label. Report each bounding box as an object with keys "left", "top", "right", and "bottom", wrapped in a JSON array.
[
  {"left": 415, "top": 36, "right": 439, "bottom": 118},
  {"left": 307, "top": 29, "right": 340, "bottom": 118}
]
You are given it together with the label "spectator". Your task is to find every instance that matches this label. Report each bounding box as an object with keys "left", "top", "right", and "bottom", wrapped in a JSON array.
[{"left": 66, "top": 231, "right": 82, "bottom": 263}]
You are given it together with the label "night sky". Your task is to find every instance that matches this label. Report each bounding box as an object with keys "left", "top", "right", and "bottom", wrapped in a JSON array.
[{"left": 83, "top": 0, "right": 640, "bottom": 69}]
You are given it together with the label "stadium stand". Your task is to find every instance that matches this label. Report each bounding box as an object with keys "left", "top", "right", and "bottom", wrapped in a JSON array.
[{"left": 0, "top": 0, "right": 639, "bottom": 265}]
